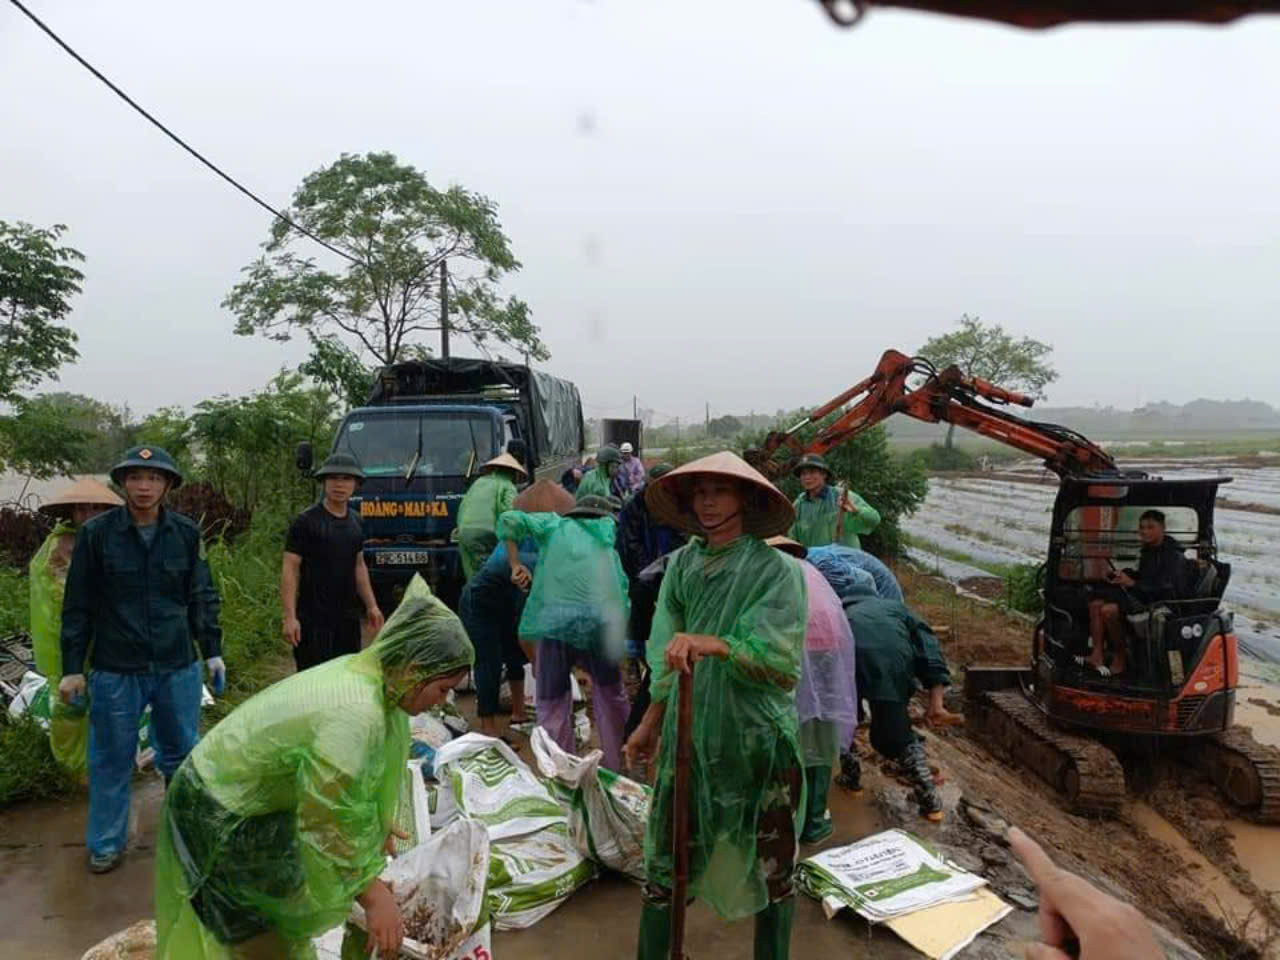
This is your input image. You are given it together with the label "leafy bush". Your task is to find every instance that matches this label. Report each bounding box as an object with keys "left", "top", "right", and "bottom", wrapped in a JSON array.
[
  {"left": 1003, "top": 563, "right": 1044, "bottom": 616},
  {"left": 743, "top": 421, "right": 928, "bottom": 558},
  {"left": 0, "top": 508, "right": 49, "bottom": 570},
  {"left": 0, "top": 712, "right": 78, "bottom": 806},
  {"left": 0, "top": 564, "right": 29, "bottom": 632},
  {"left": 169, "top": 482, "right": 251, "bottom": 543},
  {"left": 907, "top": 443, "right": 979, "bottom": 473}
]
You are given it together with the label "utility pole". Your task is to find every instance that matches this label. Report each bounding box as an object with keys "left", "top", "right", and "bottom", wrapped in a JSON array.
[
  {"left": 440, "top": 260, "right": 450, "bottom": 359},
  {"left": 705, "top": 402, "right": 710, "bottom": 431},
  {"left": 633, "top": 395, "right": 638, "bottom": 419}
]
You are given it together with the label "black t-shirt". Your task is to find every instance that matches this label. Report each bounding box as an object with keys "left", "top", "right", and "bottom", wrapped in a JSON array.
[{"left": 285, "top": 503, "right": 365, "bottom": 623}]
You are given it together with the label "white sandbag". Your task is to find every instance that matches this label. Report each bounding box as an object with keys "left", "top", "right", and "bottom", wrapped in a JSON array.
[
  {"left": 488, "top": 822, "right": 598, "bottom": 930},
  {"left": 7, "top": 670, "right": 49, "bottom": 724},
  {"left": 80, "top": 919, "right": 155, "bottom": 959},
  {"left": 346, "top": 819, "right": 491, "bottom": 960},
  {"left": 530, "top": 727, "right": 650, "bottom": 881},
  {"left": 434, "top": 733, "right": 566, "bottom": 841}
]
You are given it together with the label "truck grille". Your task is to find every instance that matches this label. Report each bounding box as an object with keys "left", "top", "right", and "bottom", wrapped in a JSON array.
[{"left": 1177, "top": 696, "right": 1206, "bottom": 728}]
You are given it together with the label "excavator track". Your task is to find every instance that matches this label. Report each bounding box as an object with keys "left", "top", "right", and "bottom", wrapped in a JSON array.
[
  {"left": 1192, "top": 726, "right": 1280, "bottom": 823},
  {"left": 969, "top": 689, "right": 1127, "bottom": 816}
]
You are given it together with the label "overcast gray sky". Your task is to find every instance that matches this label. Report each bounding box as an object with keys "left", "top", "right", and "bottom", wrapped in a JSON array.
[{"left": 4, "top": 0, "right": 1278, "bottom": 425}]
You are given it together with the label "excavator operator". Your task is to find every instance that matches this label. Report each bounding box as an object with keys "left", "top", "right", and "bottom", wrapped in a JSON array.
[{"left": 1081, "top": 510, "right": 1193, "bottom": 678}]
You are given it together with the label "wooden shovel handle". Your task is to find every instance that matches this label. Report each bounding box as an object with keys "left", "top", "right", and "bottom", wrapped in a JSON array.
[{"left": 671, "top": 668, "right": 693, "bottom": 959}]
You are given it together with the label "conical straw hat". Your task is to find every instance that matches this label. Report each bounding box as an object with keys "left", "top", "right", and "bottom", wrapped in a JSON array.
[
  {"left": 481, "top": 452, "right": 528, "bottom": 479},
  {"left": 512, "top": 478, "right": 575, "bottom": 515},
  {"left": 38, "top": 476, "right": 123, "bottom": 520},
  {"left": 645, "top": 451, "right": 795, "bottom": 539},
  {"left": 765, "top": 535, "right": 808, "bottom": 559}
]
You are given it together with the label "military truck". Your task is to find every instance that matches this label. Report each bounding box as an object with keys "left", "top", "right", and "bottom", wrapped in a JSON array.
[{"left": 299, "top": 358, "right": 584, "bottom": 606}]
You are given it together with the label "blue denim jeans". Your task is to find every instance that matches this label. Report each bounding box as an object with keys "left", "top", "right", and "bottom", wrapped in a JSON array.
[{"left": 87, "top": 662, "right": 202, "bottom": 857}]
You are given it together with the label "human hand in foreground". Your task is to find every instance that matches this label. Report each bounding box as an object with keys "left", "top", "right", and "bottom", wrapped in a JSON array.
[
  {"left": 383, "top": 826, "right": 410, "bottom": 857},
  {"left": 282, "top": 616, "right": 302, "bottom": 648},
  {"left": 358, "top": 880, "right": 404, "bottom": 959},
  {"left": 623, "top": 716, "right": 660, "bottom": 769},
  {"left": 664, "top": 633, "right": 729, "bottom": 675},
  {"left": 366, "top": 605, "right": 386, "bottom": 634},
  {"left": 1009, "top": 826, "right": 1162, "bottom": 960},
  {"left": 1106, "top": 569, "right": 1135, "bottom": 589},
  {"left": 58, "top": 673, "right": 86, "bottom": 705},
  {"left": 510, "top": 563, "right": 532, "bottom": 591}
]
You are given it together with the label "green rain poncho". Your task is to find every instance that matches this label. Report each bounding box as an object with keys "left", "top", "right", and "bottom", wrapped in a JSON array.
[
  {"left": 789, "top": 485, "right": 881, "bottom": 550},
  {"left": 575, "top": 465, "right": 613, "bottom": 502},
  {"left": 644, "top": 535, "right": 807, "bottom": 920},
  {"left": 30, "top": 523, "right": 89, "bottom": 778},
  {"left": 154, "top": 575, "right": 473, "bottom": 960},
  {"left": 496, "top": 509, "right": 630, "bottom": 657},
  {"left": 456, "top": 471, "right": 517, "bottom": 580}
]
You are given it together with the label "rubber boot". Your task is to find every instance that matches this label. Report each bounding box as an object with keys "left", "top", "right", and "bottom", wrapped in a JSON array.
[
  {"left": 753, "top": 898, "right": 795, "bottom": 960},
  {"left": 636, "top": 899, "right": 672, "bottom": 960},
  {"left": 834, "top": 749, "right": 862, "bottom": 793},
  {"left": 902, "top": 740, "right": 943, "bottom": 821},
  {"left": 800, "top": 766, "right": 834, "bottom": 844}
]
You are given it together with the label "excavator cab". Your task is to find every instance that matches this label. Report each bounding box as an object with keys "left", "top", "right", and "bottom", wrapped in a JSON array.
[{"left": 1032, "top": 475, "right": 1238, "bottom": 736}]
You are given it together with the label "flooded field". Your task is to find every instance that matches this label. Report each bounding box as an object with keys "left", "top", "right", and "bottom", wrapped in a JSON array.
[{"left": 904, "top": 457, "right": 1280, "bottom": 668}]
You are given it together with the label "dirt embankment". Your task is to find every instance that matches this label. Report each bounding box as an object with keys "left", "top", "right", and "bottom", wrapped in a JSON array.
[{"left": 893, "top": 563, "right": 1280, "bottom": 959}]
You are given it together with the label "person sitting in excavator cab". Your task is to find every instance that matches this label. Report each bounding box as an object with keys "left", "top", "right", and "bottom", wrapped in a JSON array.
[{"left": 1081, "top": 509, "right": 1194, "bottom": 679}]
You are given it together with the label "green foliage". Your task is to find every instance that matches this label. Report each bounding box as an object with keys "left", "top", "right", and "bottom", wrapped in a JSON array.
[
  {"left": 918, "top": 314, "right": 1058, "bottom": 449},
  {"left": 706, "top": 414, "right": 743, "bottom": 439},
  {"left": 745, "top": 420, "right": 928, "bottom": 558},
  {"left": 907, "top": 443, "right": 979, "bottom": 473},
  {"left": 299, "top": 333, "right": 375, "bottom": 409},
  {"left": 0, "top": 565, "right": 28, "bottom": 632},
  {"left": 0, "top": 395, "right": 88, "bottom": 480},
  {"left": 203, "top": 506, "right": 294, "bottom": 724},
  {"left": 1003, "top": 563, "right": 1044, "bottom": 616},
  {"left": 223, "top": 151, "right": 548, "bottom": 366},
  {"left": 0, "top": 221, "right": 82, "bottom": 404},
  {"left": 186, "top": 372, "right": 338, "bottom": 512},
  {"left": 0, "top": 713, "right": 77, "bottom": 806}
]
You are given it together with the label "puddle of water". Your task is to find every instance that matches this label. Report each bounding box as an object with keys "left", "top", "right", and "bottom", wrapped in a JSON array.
[
  {"left": 1130, "top": 804, "right": 1264, "bottom": 936},
  {"left": 1229, "top": 820, "right": 1280, "bottom": 900}
]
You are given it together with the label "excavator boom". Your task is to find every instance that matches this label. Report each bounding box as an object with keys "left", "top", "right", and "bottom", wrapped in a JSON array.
[{"left": 746, "top": 349, "right": 1117, "bottom": 479}]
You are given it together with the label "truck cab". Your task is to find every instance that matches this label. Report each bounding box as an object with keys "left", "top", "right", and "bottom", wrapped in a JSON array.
[{"left": 310, "top": 358, "right": 584, "bottom": 608}]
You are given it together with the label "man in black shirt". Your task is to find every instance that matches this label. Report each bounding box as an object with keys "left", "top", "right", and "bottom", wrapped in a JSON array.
[
  {"left": 1084, "top": 509, "right": 1192, "bottom": 677},
  {"left": 281, "top": 454, "right": 384, "bottom": 671}
]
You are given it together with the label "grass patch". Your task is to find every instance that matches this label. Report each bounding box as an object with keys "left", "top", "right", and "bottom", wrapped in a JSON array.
[
  {"left": 903, "top": 534, "right": 1043, "bottom": 616},
  {"left": 0, "top": 713, "right": 78, "bottom": 805}
]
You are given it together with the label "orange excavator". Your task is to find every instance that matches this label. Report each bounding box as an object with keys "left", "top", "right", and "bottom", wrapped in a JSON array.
[{"left": 746, "top": 349, "right": 1280, "bottom": 821}]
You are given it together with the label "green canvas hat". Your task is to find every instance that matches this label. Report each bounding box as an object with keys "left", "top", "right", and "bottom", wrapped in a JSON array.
[
  {"left": 110, "top": 446, "right": 183, "bottom": 489},
  {"left": 314, "top": 453, "right": 365, "bottom": 481}
]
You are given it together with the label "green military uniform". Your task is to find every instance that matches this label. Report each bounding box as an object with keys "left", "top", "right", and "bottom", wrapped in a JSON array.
[{"left": 787, "top": 453, "right": 880, "bottom": 550}]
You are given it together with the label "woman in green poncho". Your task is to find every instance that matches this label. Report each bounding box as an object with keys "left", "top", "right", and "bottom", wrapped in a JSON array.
[
  {"left": 154, "top": 575, "right": 474, "bottom": 960},
  {"left": 456, "top": 452, "right": 527, "bottom": 580},
  {"left": 30, "top": 477, "right": 123, "bottom": 779},
  {"left": 623, "top": 452, "right": 807, "bottom": 960}
]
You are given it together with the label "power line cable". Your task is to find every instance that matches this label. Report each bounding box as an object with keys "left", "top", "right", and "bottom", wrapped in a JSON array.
[{"left": 7, "top": 0, "right": 361, "bottom": 266}]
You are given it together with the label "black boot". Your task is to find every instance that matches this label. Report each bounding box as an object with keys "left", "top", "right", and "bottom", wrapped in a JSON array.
[
  {"left": 902, "top": 740, "right": 943, "bottom": 821},
  {"left": 800, "top": 766, "right": 834, "bottom": 844},
  {"left": 834, "top": 749, "right": 862, "bottom": 792},
  {"left": 753, "top": 898, "right": 795, "bottom": 960},
  {"left": 636, "top": 897, "right": 672, "bottom": 960}
]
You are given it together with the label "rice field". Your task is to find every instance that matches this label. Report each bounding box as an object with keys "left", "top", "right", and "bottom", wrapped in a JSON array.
[{"left": 904, "top": 459, "right": 1280, "bottom": 666}]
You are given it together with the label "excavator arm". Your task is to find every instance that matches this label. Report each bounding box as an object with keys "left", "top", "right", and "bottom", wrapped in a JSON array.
[{"left": 744, "top": 349, "right": 1117, "bottom": 480}]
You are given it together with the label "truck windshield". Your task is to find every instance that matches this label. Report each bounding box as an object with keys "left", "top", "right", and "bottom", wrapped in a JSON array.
[{"left": 335, "top": 411, "right": 498, "bottom": 477}]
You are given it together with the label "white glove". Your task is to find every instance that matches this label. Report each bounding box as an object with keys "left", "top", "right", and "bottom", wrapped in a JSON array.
[
  {"left": 206, "top": 656, "right": 226, "bottom": 695},
  {"left": 59, "top": 673, "right": 87, "bottom": 704}
]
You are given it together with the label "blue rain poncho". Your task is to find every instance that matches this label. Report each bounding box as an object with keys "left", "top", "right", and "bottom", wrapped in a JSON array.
[
  {"left": 154, "top": 576, "right": 473, "bottom": 959},
  {"left": 496, "top": 510, "right": 630, "bottom": 660},
  {"left": 808, "top": 544, "right": 900, "bottom": 601},
  {"left": 644, "top": 535, "right": 807, "bottom": 920}
]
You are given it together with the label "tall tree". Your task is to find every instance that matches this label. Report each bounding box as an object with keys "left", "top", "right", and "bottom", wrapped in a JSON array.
[
  {"left": 917, "top": 314, "right": 1058, "bottom": 448},
  {"left": 0, "top": 221, "right": 82, "bottom": 403},
  {"left": 223, "top": 152, "right": 548, "bottom": 367}
]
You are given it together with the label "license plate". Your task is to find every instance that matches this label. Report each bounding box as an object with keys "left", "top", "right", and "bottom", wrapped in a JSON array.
[{"left": 375, "top": 551, "right": 434, "bottom": 566}]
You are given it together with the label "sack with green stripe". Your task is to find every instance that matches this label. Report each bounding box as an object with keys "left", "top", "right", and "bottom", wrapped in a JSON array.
[{"left": 530, "top": 726, "right": 650, "bottom": 881}]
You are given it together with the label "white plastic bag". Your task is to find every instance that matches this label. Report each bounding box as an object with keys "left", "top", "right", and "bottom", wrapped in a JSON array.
[
  {"left": 346, "top": 819, "right": 491, "bottom": 960},
  {"left": 488, "top": 822, "right": 598, "bottom": 930},
  {"left": 530, "top": 727, "right": 651, "bottom": 881}
]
